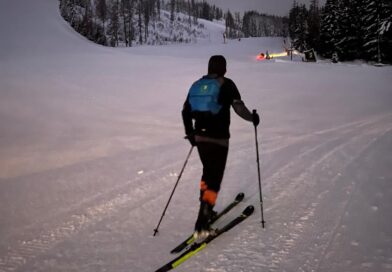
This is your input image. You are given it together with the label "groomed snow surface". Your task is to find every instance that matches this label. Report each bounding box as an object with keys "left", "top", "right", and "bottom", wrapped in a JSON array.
[{"left": 1, "top": 1, "right": 392, "bottom": 272}]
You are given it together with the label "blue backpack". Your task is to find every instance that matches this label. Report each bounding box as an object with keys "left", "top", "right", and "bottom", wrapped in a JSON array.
[{"left": 188, "top": 77, "right": 222, "bottom": 114}]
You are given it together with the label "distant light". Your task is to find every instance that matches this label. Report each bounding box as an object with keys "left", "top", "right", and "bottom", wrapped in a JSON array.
[
  {"left": 257, "top": 51, "right": 290, "bottom": 61},
  {"left": 270, "top": 52, "right": 288, "bottom": 58},
  {"left": 256, "top": 53, "right": 265, "bottom": 60}
]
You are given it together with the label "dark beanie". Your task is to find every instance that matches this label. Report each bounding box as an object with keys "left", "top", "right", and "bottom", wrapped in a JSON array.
[{"left": 208, "top": 55, "right": 226, "bottom": 76}]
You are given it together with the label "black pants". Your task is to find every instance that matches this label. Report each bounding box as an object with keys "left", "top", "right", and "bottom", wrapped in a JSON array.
[{"left": 197, "top": 142, "right": 229, "bottom": 203}]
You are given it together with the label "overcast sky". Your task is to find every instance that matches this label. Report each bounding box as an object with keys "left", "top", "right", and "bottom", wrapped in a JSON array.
[{"left": 204, "top": 0, "right": 326, "bottom": 17}]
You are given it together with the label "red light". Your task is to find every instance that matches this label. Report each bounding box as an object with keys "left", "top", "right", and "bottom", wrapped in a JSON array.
[{"left": 256, "top": 53, "right": 265, "bottom": 60}]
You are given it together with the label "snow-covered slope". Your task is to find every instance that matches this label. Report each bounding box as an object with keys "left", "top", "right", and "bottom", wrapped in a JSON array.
[{"left": 0, "top": 1, "right": 392, "bottom": 272}]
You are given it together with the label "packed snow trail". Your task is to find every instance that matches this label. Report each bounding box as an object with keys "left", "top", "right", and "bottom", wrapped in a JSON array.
[
  {"left": 204, "top": 113, "right": 392, "bottom": 272},
  {"left": 1, "top": 0, "right": 392, "bottom": 272}
]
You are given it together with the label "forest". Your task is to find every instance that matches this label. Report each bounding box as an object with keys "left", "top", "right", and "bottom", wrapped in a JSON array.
[{"left": 288, "top": 0, "right": 392, "bottom": 63}]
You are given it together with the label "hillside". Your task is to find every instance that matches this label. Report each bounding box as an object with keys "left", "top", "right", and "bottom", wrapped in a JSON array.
[{"left": 59, "top": 0, "right": 287, "bottom": 47}]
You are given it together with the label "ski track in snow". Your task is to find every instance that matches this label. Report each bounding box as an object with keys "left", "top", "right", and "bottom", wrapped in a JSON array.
[
  {"left": 0, "top": 143, "right": 198, "bottom": 271},
  {"left": 194, "top": 114, "right": 392, "bottom": 272},
  {"left": 1, "top": 113, "right": 391, "bottom": 272}
]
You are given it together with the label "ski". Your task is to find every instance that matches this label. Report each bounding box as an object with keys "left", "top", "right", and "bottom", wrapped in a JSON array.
[
  {"left": 170, "top": 192, "right": 245, "bottom": 254},
  {"left": 155, "top": 205, "right": 254, "bottom": 272}
]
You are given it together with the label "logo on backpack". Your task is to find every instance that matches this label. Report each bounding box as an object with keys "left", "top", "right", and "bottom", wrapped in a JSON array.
[{"left": 188, "top": 77, "right": 222, "bottom": 114}]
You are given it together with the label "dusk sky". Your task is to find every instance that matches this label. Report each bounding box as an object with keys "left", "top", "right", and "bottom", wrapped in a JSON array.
[{"left": 205, "top": 0, "right": 327, "bottom": 16}]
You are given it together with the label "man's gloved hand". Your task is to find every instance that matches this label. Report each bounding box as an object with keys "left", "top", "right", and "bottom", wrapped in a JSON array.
[
  {"left": 185, "top": 134, "right": 197, "bottom": 146},
  {"left": 252, "top": 111, "right": 260, "bottom": 127}
]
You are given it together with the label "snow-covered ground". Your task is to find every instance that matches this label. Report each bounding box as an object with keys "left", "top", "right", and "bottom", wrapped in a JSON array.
[{"left": 1, "top": 1, "right": 392, "bottom": 272}]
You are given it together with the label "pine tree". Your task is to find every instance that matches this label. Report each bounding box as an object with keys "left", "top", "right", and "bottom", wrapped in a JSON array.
[
  {"left": 96, "top": 0, "right": 108, "bottom": 33},
  {"left": 81, "top": 0, "right": 94, "bottom": 39},
  {"left": 362, "top": 0, "right": 392, "bottom": 63},
  {"left": 307, "top": 0, "right": 320, "bottom": 51},
  {"left": 121, "top": 0, "right": 135, "bottom": 47},
  {"left": 138, "top": 0, "right": 143, "bottom": 43},
  {"left": 333, "top": 0, "right": 363, "bottom": 60},
  {"left": 288, "top": 1, "right": 298, "bottom": 40},
  {"left": 380, "top": 0, "right": 392, "bottom": 63},
  {"left": 242, "top": 11, "right": 251, "bottom": 37},
  {"left": 289, "top": 2, "right": 308, "bottom": 51},
  {"left": 201, "top": 2, "right": 210, "bottom": 20},
  {"left": 108, "top": 0, "right": 120, "bottom": 46},
  {"left": 234, "top": 12, "right": 242, "bottom": 36},
  {"left": 348, "top": 0, "right": 366, "bottom": 59},
  {"left": 298, "top": 4, "right": 309, "bottom": 51},
  {"left": 187, "top": 0, "right": 192, "bottom": 27},
  {"left": 60, "top": 0, "right": 77, "bottom": 25},
  {"left": 143, "top": 0, "right": 150, "bottom": 41},
  {"left": 170, "top": 0, "right": 175, "bottom": 22},
  {"left": 319, "top": 0, "right": 339, "bottom": 58},
  {"left": 156, "top": 0, "right": 160, "bottom": 19},
  {"left": 225, "top": 10, "right": 235, "bottom": 38}
]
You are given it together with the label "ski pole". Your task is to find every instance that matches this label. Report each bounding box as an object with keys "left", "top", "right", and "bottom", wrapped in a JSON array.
[
  {"left": 153, "top": 146, "right": 194, "bottom": 236},
  {"left": 253, "top": 109, "right": 266, "bottom": 228}
]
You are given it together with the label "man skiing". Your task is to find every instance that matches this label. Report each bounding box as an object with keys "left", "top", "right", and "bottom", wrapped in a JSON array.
[{"left": 182, "top": 55, "right": 260, "bottom": 240}]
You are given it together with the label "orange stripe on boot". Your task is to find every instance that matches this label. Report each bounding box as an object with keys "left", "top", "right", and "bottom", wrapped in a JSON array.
[
  {"left": 202, "top": 189, "right": 218, "bottom": 206},
  {"left": 200, "top": 181, "right": 208, "bottom": 191}
]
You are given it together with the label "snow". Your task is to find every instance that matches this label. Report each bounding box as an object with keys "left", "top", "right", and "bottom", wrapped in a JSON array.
[{"left": 1, "top": 0, "right": 392, "bottom": 272}]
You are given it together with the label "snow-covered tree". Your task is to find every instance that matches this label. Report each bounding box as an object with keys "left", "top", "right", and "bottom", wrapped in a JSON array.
[
  {"left": 289, "top": 2, "right": 309, "bottom": 51},
  {"left": 225, "top": 10, "right": 235, "bottom": 38},
  {"left": 307, "top": 0, "right": 320, "bottom": 51},
  {"left": 96, "top": 0, "right": 108, "bottom": 33},
  {"left": 318, "top": 0, "right": 391, "bottom": 62},
  {"left": 108, "top": 0, "right": 120, "bottom": 46},
  {"left": 170, "top": 0, "right": 175, "bottom": 22},
  {"left": 332, "top": 0, "right": 361, "bottom": 60},
  {"left": 80, "top": 0, "right": 94, "bottom": 39},
  {"left": 138, "top": 0, "right": 143, "bottom": 43},
  {"left": 121, "top": 0, "right": 135, "bottom": 47},
  {"left": 362, "top": 0, "right": 392, "bottom": 63},
  {"left": 242, "top": 11, "right": 287, "bottom": 38},
  {"left": 319, "top": 0, "right": 339, "bottom": 58}
]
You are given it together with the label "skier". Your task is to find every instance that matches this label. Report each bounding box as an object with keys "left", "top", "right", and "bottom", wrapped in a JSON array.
[
  {"left": 182, "top": 55, "right": 260, "bottom": 240},
  {"left": 266, "top": 50, "right": 270, "bottom": 60}
]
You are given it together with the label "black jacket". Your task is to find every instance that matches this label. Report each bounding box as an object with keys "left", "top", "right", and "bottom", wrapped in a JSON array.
[{"left": 182, "top": 76, "right": 252, "bottom": 139}]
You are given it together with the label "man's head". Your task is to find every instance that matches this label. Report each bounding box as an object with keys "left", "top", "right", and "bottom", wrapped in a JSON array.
[{"left": 208, "top": 55, "right": 226, "bottom": 77}]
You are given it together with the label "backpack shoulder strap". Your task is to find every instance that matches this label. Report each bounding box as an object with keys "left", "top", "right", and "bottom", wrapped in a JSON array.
[
  {"left": 201, "top": 75, "right": 224, "bottom": 86},
  {"left": 216, "top": 77, "right": 224, "bottom": 86}
]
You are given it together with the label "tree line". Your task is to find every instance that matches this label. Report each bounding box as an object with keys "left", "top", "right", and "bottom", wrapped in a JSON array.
[
  {"left": 59, "top": 0, "right": 288, "bottom": 47},
  {"left": 59, "top": 0, "right": 226, "bottom": 46},
  {"left": 289, "top": 0, "right": 392, "bottom": 63},
  {"left": 242, "top": 11, "right": 288, "bottom": 38},
  {"left": 60, "top": 0, "right": 167, "bottom": 46}
]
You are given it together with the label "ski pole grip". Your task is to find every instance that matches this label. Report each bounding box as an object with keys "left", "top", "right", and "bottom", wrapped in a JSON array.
[{"left": 252, "top": 109, "right": 260, "bottom": 127}]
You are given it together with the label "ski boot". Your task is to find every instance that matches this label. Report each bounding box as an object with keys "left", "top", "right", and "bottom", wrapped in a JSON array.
[{"left": 193, "top": 201, "right": 215, "bottom": 242}]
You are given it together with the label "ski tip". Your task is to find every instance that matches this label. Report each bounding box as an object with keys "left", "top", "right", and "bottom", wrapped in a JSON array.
[
  {"left": 243, "top": 205, "right": 255, "bottom": 216},
  {"left": 235, "top": 192, "right": 245, "bottom": 202}
]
